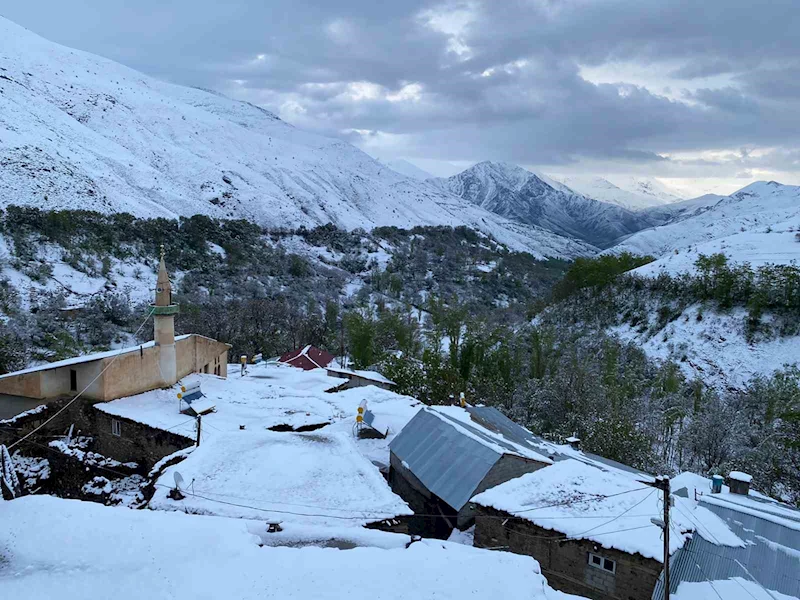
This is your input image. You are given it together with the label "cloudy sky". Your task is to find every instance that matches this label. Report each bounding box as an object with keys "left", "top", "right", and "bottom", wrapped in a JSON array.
[{"left": 5, "top": 0, "right": 799, "bottom": 195}]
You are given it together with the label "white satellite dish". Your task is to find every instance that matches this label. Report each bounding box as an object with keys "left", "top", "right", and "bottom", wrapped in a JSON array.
[{"left": 173, "top": 471, "right": 185, "bottom": 490}]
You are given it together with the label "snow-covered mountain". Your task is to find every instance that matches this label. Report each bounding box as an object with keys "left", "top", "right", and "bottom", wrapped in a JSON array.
[
  {"left": 432, "top": 162, "right": 654, "bottom": 248},
  {"left": 613, "top": 176, "right": 683, "bottom": 205},
  {"left": 0, "top": 17, "right": 593, "bottom": 260},
  {"left": 551, "top": 175, "right": 680, "bottom": 210},
  {"left": 609, "top": 181, "right": 800, "bottom": 275},
  {"left": 382, "top": 159, "right": 435, "bottom": 181}
]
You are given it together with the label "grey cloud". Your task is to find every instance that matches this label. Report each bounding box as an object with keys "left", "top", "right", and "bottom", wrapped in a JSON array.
[
  {"left": 3, "top": 0, "right": 800, "bottom": 179},
  {"left": 669, "top": 60, "right": 734, "bottom": 80}
]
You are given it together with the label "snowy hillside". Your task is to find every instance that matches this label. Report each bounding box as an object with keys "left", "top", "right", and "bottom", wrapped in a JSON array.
[
  {"left": 611, "top": 181, "right": 800, "bottom": 274},
  {"left": 613, "top": 176, "right": 683, "bottom": 205},
  {"left": 383, "top": 159, "right": 435, "bottom": 181},
  {"left": 432, "top": 161, "right": 653, "bottom": 248},
  {"left": 551, "top": 175, "right": 681, "bottom": 210},
  {"left": 0, "top": 17, "right": 590, "bottom": 259}
]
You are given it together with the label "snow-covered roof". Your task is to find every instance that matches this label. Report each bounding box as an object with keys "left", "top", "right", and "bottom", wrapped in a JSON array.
[
  {"left": 653, "top": 472, "right": 800, "bottom": 600},
  {"left": 728, "top": 471, "right": 753, "bottom": 483},
  {"left": 0, "top": 335, "right": 193, "bottom": 380},
  {"left": 96, "top": 363, "right": 425, "bottom": 525},
  {"left": 0, "top": 495, "right": 587, "bottom": 600},
  {"left": 326, "top": 367, "right": 395, "bottom": 386},
  {"left": 389, "top": 406, "right": 553, "bottom": 513},
  {"left": 471, "top": 459, "right": 727, "bottom": 561},
  {"left": 672, "top": 578, "right": 797, "bottom": 600}
]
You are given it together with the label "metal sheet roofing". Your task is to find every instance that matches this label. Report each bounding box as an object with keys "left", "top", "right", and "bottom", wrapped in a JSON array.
[
  {"left": 389, "top": 408, "right": 509, "bottom": 511},
  {"left": 467, "top": 406, "right": 648, "bottom": 477},
  {"left": 652, "top": 493, "right": 800, "bottom": 599}
]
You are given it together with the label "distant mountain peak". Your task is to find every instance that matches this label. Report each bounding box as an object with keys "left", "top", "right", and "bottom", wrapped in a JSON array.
[{"left": 434, "top": 162, "right": 654, "bottom": 248}]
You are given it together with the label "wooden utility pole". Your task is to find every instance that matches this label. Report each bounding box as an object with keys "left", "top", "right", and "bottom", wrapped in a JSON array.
[{"left": 641, "top": 476, "right": 671, "bottom": 599}]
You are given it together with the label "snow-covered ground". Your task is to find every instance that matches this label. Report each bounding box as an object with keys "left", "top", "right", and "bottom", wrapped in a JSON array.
[
  {"left": 631, "top": 225, "right": 800, "bottom": 277},
  {"left": 609, "top": 305, "right": 800, "bottom": 390},
  {"left": 97, "top": 363, "right": 424, "bottom": 525},
  {"left": 610, "top": 181, "right": 800, "bottom": 270},
  {"left": 550, "top": 175, "right": 682, "bottom": 210},
  {"left": 0, "top": 495, "right": 585, "bottom": 600},
  {"left": 0, "top": 236, "right": 157, "bottom": 310},
  {"left": 0, "top": 16, "right": 591, "bottom": 260}
]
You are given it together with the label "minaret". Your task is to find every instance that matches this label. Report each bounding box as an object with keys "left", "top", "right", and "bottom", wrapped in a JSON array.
[{"left": 152, "top": 246, "right": 179, "bottom": 386}]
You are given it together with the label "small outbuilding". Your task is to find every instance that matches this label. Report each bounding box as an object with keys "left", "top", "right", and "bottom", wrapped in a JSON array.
[
  {"left": 278, "top": 345, "right": 335, "bottom": 371},
  {"left": 388, "top": 405, "right": 553, "bottom": 538},
  {"left": 326, "top": 367, "right": 395, "bottom": 391}
]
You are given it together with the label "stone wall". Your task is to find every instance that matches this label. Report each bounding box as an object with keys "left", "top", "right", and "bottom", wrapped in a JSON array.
[
  {"left": 458, "top": 454, "right": 549, "bottom": 528},
  {"left": 93, "top": 409, "right": 194, "bottom": 469},
  {"left": 389, "top": 451, "right": 458, "bottom": 539},
  {"left": 473, "top": 505, "right": 663, "bottom": 600}
]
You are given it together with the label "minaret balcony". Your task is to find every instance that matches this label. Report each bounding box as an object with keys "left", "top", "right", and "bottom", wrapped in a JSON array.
[{"left": 151, "top": 304, "right": 180, "bottom": 316}]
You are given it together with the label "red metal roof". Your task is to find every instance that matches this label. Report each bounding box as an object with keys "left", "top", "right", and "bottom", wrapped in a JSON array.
[{"left": 278, "top": 345, "right": 335, "bottom": 371}]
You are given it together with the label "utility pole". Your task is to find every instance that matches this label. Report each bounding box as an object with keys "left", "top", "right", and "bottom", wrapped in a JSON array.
[
  {"left": 641, "top": 475, "right": 671, "bottom": 599},
  {"left": 196, "top": 415, "right": 202, "bottom": 447}
]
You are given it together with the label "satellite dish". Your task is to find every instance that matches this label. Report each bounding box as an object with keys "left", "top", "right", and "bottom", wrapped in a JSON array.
[{"left": 173, "top": 471, "right": 185, "bottom": 490}]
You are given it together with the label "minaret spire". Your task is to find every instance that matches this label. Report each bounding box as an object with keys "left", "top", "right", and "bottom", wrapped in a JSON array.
[{"left": 152, "top": 249, "right": 179, "bottom": 386}]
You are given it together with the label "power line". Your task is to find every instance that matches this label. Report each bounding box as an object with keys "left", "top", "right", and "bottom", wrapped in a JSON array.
[
  {"left": 568, "top": 489, "right": 655, "bottom": 539},
  {"left": 8, "top": 306, "right": 156, "bottom": 451}
]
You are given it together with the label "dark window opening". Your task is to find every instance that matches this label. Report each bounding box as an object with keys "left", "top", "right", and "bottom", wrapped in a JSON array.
[
  {"left": 588, "top": 553, "right": 616, "bottom": 574},
  {"left": 70, "top": 369, "right": 77, "bottom": 392}
]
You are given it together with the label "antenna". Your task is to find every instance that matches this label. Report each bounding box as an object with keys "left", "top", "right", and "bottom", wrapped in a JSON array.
[{"left": 174, "top": 471, "right": 184, "bottom": 490}]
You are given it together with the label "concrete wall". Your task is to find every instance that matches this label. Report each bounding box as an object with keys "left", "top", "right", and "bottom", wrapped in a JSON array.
[
  {"left": 473, "top": 505, "right": 663, "bottom": 600},
  {"left": 0, "top": 357, "right": 107, "bottom": 401},
  {"left": 191, "top": 335, "right": 229, "bottom": 377},
  {"left": 100, "top": 346, "right": 164, "bottom": 401},
  {"left": 0, "top": 334, "right": 231, "bottom": 409},
  {"left": 457, "top": 454, "right": 549, "bottom": 528},
  {"left": 0, "top": 372, "right": 42, "bottom": 399}
]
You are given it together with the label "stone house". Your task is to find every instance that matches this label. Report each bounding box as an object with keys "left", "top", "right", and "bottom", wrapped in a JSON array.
[
  {"left": 325, "top": 367, "right": 395, "bottom": 391},
  {"left": 388, "top": 406, "right": 553, "bottom": 538},
  {"left": 470, "top": 458, "right": 705, "bottom": 600}
]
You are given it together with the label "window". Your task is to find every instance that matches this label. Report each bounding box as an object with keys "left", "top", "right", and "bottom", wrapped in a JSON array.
[
  {"left": 111, "top": 419, "right": 122, "bottom": 437},
  {"left": 588, "top": 552, "right": 616, "bottom": 574},
  {"left": 69, "top": 369, "right": 77, "bottom": 392}
]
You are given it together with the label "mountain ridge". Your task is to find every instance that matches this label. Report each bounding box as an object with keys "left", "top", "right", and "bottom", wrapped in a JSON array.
[
  {"left": 432, "top": 161, "right": 655, "bottom": 248},
  {"left": 0, "top": 16, "right": 594, "bottom": 260}
]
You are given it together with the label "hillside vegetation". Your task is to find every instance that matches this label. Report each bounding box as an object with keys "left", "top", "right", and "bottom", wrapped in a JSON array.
[{"left": 1, "top": 209, "right": 797, "bottom": 505}]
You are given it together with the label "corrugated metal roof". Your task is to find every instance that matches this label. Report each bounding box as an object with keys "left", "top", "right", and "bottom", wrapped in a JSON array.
[
  {"left": 468, "top": 406, "right": 648, "bottom": 477},
  {"left": 389, "top": 408, "right": 503, "bottom": 511},
  {"left": 466, "top": 406, "right": 557, "bottom": 457},
  {"left": 652, "top": 494, "right": 800, "bottom": 599}
]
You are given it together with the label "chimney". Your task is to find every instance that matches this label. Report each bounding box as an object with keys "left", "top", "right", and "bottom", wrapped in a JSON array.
[
  {"left": 565, "top": 435, "right": 581, "bottom": 450},
  {"left": 727, "top": 471, "right": 752, "bottom": 496}
]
